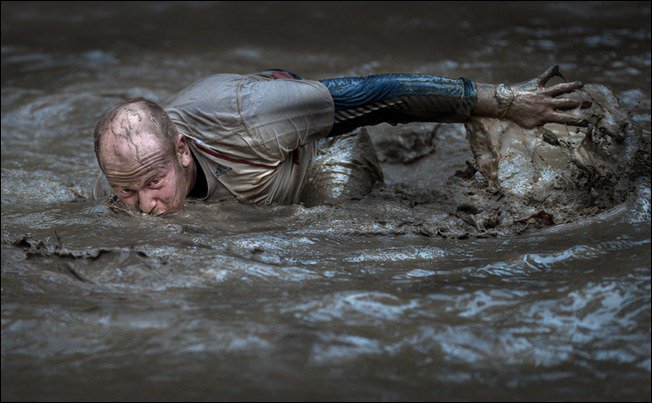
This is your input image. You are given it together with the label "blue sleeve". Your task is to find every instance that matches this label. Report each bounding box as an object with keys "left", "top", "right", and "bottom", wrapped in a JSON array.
[{"left": 319, "top": 73, "right": 477, "bottom": 136}]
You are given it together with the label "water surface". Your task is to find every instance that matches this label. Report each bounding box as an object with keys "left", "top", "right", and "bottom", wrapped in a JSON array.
[{"left": 2, "top": 2, "right": 650, "bottom": 401}]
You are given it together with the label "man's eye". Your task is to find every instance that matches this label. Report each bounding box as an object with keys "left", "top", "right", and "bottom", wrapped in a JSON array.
[
  {"left": 119, "top": 189, "right": 134, "bottom": 196},
  {"left": 149, "top": 178, "right": 161, "bottom": 187}
]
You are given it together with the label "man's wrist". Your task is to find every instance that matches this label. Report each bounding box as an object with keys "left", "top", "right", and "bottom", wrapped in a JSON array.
[
  {"left": 495, "top": 84, "right": 514, "bottom": 118},
  {"left": 472, "top": 83, "right": 502, "bottom": 118}
]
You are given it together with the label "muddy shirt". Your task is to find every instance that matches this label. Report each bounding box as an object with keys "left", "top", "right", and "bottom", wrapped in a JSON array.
[{"left": 162, "top": 73, "right": 334, "bottom": 205}]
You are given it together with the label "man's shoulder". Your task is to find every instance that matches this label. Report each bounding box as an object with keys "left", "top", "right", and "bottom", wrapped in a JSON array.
[
  {"left": 163, "top": 76, "right": 253, "bottom": 125},
  {"left": 189, "top": 73, "right": 249, "bottom": 87},
  {"left": 163, "top": 74, "right": 244, "bottom": 105},
  {"left": 179, "top": 72, "right": 276, "bottom": 91}
]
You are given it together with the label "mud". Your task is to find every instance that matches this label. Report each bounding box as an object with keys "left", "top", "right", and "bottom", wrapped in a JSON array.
[
  {"left": 2, "top": 2, "right": 650, "bottom": 402},
  {"left": 296, "top": 83, "right": 650, "bottom": 239},
  {"left": 451, "top": 83, "right": 650, "bottom": 236}
]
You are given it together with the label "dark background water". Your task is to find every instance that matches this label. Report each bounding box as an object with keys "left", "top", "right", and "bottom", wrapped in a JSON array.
[{"left": 2, "top": 2, "right": 650, "bottom": 401}]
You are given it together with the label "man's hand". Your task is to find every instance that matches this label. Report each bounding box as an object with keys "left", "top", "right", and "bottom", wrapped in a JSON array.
[
  {"left": 504, "top": 65, "right": 592, "bottom": 128},
  {"left": 473, "top": 65, "right": 592, "bottom": 129}
]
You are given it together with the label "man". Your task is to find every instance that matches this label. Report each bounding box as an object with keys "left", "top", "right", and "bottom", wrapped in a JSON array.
[{"left": 93, "top": 65, "right": 590, "bottom": 216}]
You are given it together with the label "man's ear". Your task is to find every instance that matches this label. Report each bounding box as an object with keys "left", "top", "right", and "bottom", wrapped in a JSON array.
[{"left": 175, "top": 133, "right": 192, "bottom": 168}]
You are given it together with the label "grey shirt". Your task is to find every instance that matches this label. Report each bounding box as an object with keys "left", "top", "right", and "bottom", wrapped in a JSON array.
[{"left": 163, "top": 73, "right": 335, "bottom": 204}]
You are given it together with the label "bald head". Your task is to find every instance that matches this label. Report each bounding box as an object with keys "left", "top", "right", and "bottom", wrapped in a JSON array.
[{"left": 93, "top": 98, "right": 178, "bottom": 171}]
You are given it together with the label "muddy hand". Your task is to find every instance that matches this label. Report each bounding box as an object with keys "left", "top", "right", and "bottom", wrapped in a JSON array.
[{"left": 502, "top": 65, "right": 592, "bottom": 129}]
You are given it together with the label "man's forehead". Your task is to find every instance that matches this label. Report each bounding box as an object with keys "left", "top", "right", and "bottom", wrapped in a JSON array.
[
  {"left": 101, "top": 120, "right": 163, "bottom": 159},
  {"left": 97, "top": 102, "right": 173, "bottom": 169},
  {"left": 103, "top": 148, "right": 172, "bottom": 187}
]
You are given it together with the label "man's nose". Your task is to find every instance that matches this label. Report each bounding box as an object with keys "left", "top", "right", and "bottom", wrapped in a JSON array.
[{"left": 138, "top": 191, "right": 157, "bottom": 214}]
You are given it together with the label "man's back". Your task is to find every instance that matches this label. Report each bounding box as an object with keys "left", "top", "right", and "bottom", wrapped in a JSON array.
[{"left": 163, "top": 72, "right": 334, "bottom": 204}]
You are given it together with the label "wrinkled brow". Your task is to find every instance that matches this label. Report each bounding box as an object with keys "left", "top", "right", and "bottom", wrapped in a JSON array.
[{"left": 104, "top": 153, "right": 170, "bottom": 184}]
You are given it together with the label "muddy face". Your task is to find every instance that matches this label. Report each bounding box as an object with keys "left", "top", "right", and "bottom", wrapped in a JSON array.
[
  {"left": 101, "top": 135, "right": 187, "bottom": 215},
  {"left": 98, "top": 109, "right": 193, "bottom": 215}
]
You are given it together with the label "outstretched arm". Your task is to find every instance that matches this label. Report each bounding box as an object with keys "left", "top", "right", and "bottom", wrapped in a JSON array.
[{"left": 320, "top": 65, "right": 590, "bottom": 137}]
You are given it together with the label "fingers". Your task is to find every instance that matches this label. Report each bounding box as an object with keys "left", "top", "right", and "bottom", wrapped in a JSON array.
[
  {"left": 546, "top": 110, "right": 589, "bottom": 127},
  {"left": 537, "top": 65, "right": 565, "bottom": 87},
  {"left": 548, "top": 98, "right": 592, "bottom": 110},
  {"left": 541, "top": 81, "right": 584, "bottom": 97}
]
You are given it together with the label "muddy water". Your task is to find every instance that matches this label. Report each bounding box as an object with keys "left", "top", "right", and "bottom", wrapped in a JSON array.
[{"left": 2, "top": 2, "right": 650, "bottom": 401}]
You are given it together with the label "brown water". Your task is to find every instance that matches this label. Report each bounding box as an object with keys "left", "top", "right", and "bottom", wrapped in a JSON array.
[{"left": 2, "top": 2, "right": 651, "bottom": 401}]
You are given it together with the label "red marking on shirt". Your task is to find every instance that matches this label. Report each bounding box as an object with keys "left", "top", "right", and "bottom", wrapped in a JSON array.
[
  {"left": 193, "top": 141, "right": 278, "bottom": 170},
  {"left": 271, "top": 70, "right": 295, "bottom": 80}
]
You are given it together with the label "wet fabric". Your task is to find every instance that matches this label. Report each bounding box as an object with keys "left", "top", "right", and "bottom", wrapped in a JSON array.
[
  {"left": 163, "top": 72, "right": 335, "bottom": 205},
  {"left": 321, "top": 74, "right": 477, "bottom": 137},
  {"left": 300, "top": 128, "right": 384, "bottom": 207},
  {"left": 321, "top": 74, "right": 477, "bottom": 136}
]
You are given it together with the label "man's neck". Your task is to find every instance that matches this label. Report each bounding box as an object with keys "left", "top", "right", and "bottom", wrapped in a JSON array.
[{"left": 186, "top": 148, "right": 208, "bottom": 198}]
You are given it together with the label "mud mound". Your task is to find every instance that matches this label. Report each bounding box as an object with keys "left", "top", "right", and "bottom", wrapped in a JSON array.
[{"left": 363, "top": 84, "right": 650, "bottom": 237}]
